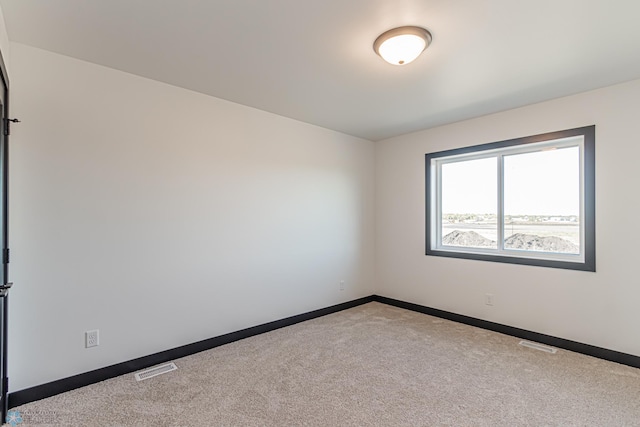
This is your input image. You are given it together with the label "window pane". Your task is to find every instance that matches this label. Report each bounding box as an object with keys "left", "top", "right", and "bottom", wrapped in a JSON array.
[
  {"left": 503, "top": 146, "right": 580, "bottom": 254},
  {"left": 441, "top": 157, "right": 497, "bottom": 249},
  {"left": 427, "top": 126, "right": 594, "bottom": 271}
]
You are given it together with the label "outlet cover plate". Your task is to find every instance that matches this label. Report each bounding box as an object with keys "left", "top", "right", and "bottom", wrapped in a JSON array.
[{"left": 85, "top": 330, "right": 99, "bottom": 348}]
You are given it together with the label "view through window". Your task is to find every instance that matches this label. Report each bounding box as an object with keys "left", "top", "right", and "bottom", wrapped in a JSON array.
[{"left": 426, "top": 126, "right": 595, "bottom": 271}]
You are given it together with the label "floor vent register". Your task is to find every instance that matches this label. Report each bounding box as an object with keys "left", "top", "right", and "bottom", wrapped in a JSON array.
[{"left": 134, "top": 362, "right": 178, "bottom": 381}]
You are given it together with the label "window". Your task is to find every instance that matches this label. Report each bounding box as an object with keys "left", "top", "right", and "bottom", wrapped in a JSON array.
[{"left": 426, "top": 126, "right": 595, "bottom": 271}]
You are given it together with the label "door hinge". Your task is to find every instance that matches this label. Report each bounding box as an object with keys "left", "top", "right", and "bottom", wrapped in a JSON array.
[
  {"left": 3, "top": 118, "right": 20, "bottom": 136},
  {"left": 0, "top": 282, "right": 11, "bottom": 297},
  {"left": 2, "top": 249, "right": 8, "bottom": 264}
]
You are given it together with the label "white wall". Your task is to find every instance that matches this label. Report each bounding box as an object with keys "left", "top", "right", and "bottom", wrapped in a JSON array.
[
  {"left": 0, "top": 3, "right": 10, "bottom": 75},
  {"left": 8, "top": 43, "right": 375, "bottom": 392},
  {"left": 376, "top": 78, "right": 640, "bottom": 357}
]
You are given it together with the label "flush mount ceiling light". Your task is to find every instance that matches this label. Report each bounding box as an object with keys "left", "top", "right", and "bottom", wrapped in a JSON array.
[{"left": 373, "top": 26, "right": 432, "bottom": 66}]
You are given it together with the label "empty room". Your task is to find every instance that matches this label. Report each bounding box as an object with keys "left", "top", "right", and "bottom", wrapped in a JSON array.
[{"left": 0, "top": 0, "right": 639, "bottom": 425}]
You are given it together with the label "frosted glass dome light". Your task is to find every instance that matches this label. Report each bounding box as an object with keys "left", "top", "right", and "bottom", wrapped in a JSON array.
[{"left": 373, "top": 26, "right": 432, "bottom": 66}]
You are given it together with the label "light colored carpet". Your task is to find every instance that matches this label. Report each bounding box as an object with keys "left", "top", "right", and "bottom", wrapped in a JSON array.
[{"left": 8, "top": 302, "right": 640, "bottom": 426}]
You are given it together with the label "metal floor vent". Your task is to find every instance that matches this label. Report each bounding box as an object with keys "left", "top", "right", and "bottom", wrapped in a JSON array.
[
  {"left": 519, "top": 340, "right": 558, "bottom": 354},
  {"left": 134, "top": 362, "right": 178, "bottom": 381}
]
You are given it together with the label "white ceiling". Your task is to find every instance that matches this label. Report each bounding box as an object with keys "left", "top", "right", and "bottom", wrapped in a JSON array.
[{"left": 2, "top": 0, "right": 640, "bottom": 141}]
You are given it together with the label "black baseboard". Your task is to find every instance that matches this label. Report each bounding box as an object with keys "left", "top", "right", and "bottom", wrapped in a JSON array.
[
  {"left": 372, "top": 295, "right": 640, "bottom": 370},
  {"left": 8, "top": 295, "right": 375, "bottom": 408},
  {"left": 10, "top": 294, "right": 640, "bottom": 408}
]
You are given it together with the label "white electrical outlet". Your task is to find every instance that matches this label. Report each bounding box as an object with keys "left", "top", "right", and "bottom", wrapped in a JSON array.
[
  {"left": 340, "top": 280, "right": 345, "bottom": 291},
  {"left": 485, "top": 294, "right": 494, "bottom": 306},
  {"left": 85, "top": 329, "right": 99, "bottom": 348}
]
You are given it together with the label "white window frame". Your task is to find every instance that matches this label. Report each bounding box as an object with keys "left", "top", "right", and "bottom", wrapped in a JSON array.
[{"left": 426, "top": 126, "right": 595, "bottom": 271}]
